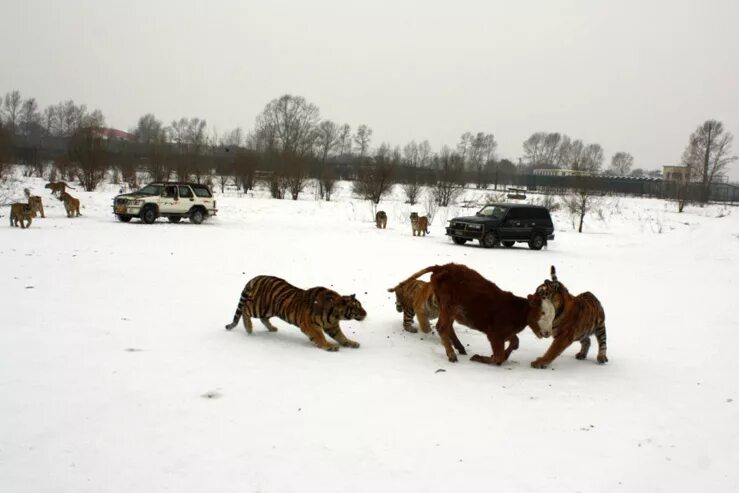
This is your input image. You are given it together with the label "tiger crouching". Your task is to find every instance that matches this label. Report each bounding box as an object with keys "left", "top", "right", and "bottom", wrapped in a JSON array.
[
  {"left": 387, "top": 279, "right": 439, "bottom": 333},
  {"left": 375, "top": 210, "right": 387, "bottom": 229},
  {"left": 224, "top": 275, "right": 367, "bottom": 351},
  {"left": 9, "top": 203, "right": 34, "bottom": 228},
  {"left": 410, "top": 212, "right": 429, "bottom": 236},
  {"left": 58, "top": 191, "right": 81, "bottom": 217},
  {"left": 531, "top": 265, "right": 607, "bottom": 369}
]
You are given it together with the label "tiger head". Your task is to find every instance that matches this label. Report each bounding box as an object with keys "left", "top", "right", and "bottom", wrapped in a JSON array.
[
  {"left": 526, "top": 294, "right": 555, "bottom": 338},
  {"left": 341, "top": 294, "right": 367, "bottom": 321},
  {"left": 534, "top": 265, "right": 569, "bottom": 313}
]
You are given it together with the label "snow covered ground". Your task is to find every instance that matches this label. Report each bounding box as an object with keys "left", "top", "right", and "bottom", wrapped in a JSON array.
[{"left": 1, "top": 174, "right": 738, "bottom": 492}]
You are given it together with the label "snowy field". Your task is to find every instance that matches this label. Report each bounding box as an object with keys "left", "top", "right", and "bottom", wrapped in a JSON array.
[{"left": 1, "top": 174, "right": 738, "bottom": 492}]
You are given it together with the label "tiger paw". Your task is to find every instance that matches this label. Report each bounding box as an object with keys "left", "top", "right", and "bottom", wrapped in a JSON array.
[
  {"left": 470, "top": 354, "right": 485, "bottom": 363},
  {"left": 530, "top": 358, "right": 548, "bottom": 369},
  {"left": 447, "top": 353, "right": 458, "bottom": 363},
  {"left": 324, "top": 344, "right": 340, "bottom": 352},
  {"left": 575, "top": 352, "right": 587, "bottom": 360},
  {"left": 404, "top": 326, "right": 418, "bottom": 333},
  {"left": 342, "top": 341, "right": 360, "bottom": 348},
  {"left": 597, "top": 354, "right": 608, "bottom": 364}
]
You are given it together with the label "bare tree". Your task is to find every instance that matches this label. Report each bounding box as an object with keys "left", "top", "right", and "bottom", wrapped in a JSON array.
[
  {"left": 221, "top": 127, "right": 244, "bottom": 148},
  {"left": 315, "top": 120, "right": 340, "bottom": 198},
  {"left": 403, "top": 141, "right": 419, "bottom": 167},
  {"left": 0, "top": 121, "right": 12, "bottom": 178},
  {"left": 336, "top": 124, "right": 352, "bottom": 156},
  {"left": 69, "top": 126, "right": 107, "bottom": 191},
  {"left": 562, "top": 177, "right": 601, "bottom": 233},
  {"left": 255, "top": 94, "right": 319, "bottom": 156},
  {"left": 682, "top": 119, "right": 737, "bottom": 203},
  {"left": 2, "top": 90, "right": 22, "bottom": 133},
  {"left": 133, "top": 114, "right": 164, "bottom": 144},
  {"left": 418, "top": 140, "right": 432, "bottom": 167},
  {"left": 353, "top": 143, "right": 394, "bottom": 204},
  {"left": 233, "top": 150, "right": 259, "bottom": 192},
  {"left": 354, "top": 124, "right": 372, "bottom": 161},
  {"left": 19, "top": 98, "right": 41, "bottom": 137},
  {"left": 320, "top": 165, "right": 338, "bottom": 201},
  {"left": 432, "top": 148, "right": 465, "bottom": 206},
  {"left": 609, "top": 152, "right": 634, "bottom": 175},
  {"left": 401, "top": 166, "right": 422, "bottom": 205},
  {"left": 284, "top": 153, "right": 309, "bottom": 200}
]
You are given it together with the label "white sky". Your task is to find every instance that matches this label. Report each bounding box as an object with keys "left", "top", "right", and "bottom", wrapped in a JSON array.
[{"left": 2, "top": 0, "right": 738, "bottom": 180}]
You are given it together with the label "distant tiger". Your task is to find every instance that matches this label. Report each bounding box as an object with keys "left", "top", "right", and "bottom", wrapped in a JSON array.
[
  {"left": 410, "top": 212, "right": 429, "bottom": 236},
  {"left": 531, "top": 265, "right": 607, "bottom": 368},
  {"left": 58, "top": 191, "right": 81, "bottom": 217},
  {"left": 23, "top": 189, "right": 45, "bottom": 218},
  {"left": 388, "top": 278, "right": 439, "bottom": 333},
  {"left": 375, "top": 210, "right": 387, "bottom": 229},
  {"left": 9, "top": 203, "right": 34, "bottom": 228},
  {"left": 45, "top": 181, "right": 75, "bottom": 195},
  {"left": 224, "top": 275, "right": 367, "bottom": 351}
]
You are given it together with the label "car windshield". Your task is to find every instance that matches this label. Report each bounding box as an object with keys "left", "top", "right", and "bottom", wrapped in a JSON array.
[
  {"left": 477, "top": 205, "right": 507, "bottom": 219},
  {"left": 136, "top": 184, "right": 164, "bottom": 196}
]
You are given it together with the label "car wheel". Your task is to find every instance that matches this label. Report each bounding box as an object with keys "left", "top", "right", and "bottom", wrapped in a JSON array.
[
  {"left": 452, "top": 237, "right": 467, "bottom": 245},
  {"left": 529, "top": 234, "right": 545, "bottom": 250},
  {"left": 141, "top": 206, "right": 157, "bottom": 224},
  {"left": 168, "top": 216, "right": 182, "bottom": 223},
  {"left": 190, "top": 208, "right": 205, "bottom": 224},
  {"left": 502, "top": 241, "right": 515, "bottom": 248},
  {"left": 481, "top": 231, "right": 497, "bottom": 248},
  {"left": 116, "top": 214, "right": 132, "bottom": 223}
]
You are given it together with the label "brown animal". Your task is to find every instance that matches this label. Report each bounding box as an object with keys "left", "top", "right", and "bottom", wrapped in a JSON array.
[
  {"left": 387, "top": 278, "right": 439, "bottom": 333},
  {"left": 410, "top": 212, "right": 429, "bottom": 236},
  {"left": 58, "top": 191, "right": 81, "bottom": 217},
  {"left": 375, "top": 210, "right": 387, "bottom": 229},
  {"left": 45, "top": 182, "right": 75, "bottom": 195},
  {"left": 22, "top": 189, "right": 45, "bottom": 218},
  {"left": 531, "top": 266, "right": 607, "bottom": 369},
  {"left": 9, "top": 203, "right": 34, "bottom": 228},
  {"left": 400, "top": 263, "right": 552, "bottom": 364}
]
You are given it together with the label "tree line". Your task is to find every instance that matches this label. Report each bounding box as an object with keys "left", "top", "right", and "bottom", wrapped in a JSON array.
[{"left": 0, "top": 90, "right": 735, "bottom": 210}]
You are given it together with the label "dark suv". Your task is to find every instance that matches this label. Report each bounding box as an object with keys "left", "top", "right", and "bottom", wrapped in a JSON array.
[{"left": 446, "top": 203, "right": 555, "bottom": 250}]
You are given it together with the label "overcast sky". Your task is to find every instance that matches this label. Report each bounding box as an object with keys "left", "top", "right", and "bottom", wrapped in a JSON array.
[{"left": 2, "top": 0, "right": 738, "bottom": 180}]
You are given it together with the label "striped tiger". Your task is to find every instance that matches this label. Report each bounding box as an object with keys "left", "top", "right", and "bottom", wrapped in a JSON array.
[
  {"left": 387, "top": 278, "right": 439, "bottom": 333},
  {"left": 224, "top": 275, "right": 367, "bottom": 351},
  {"left": 531, "top": 265, "right": 607, "bottom": 368}
]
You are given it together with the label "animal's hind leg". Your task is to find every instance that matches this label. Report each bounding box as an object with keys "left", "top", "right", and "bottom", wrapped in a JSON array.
[
  {"left": 416, "top": 309, "right": 431, "bottom": 334},
  {"left": 435, "top": 313, "right": 458, "bottom": 362},
  {"left": 325, "top": 323, "right": 360, "bottom": 348},
  {"left": 260, "top": 318, "right": 279, "bottom": 332},
  {"left": 595, "top": 326, "right": 608, "bottom": 363},
  {"left": 449, "top": 327, "right": 466, "bottom": 355},
  {"left": 471, "top": 334, "right": 507, "bottom": 365},
  {"left": 575, "top": 336, "right": 591, "bottom": 360}
]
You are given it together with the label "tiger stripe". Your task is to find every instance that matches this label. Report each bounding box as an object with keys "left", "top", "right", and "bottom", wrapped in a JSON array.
[{"left": 224, "top": 275, "right": 367, "bottom": 351}]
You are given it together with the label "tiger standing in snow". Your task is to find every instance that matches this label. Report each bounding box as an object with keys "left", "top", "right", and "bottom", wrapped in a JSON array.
[
  {"left": 224, "top": 275, "right": 367, "bottom": 351},
  {"left": 410, "top": 212, "right": 429, "bottom": 236},
  {"left": 387, "top": 278, "right": 439, "bottom": 333}
]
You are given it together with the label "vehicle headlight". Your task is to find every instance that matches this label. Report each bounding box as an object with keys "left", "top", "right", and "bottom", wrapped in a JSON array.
[
  {"left": 132, "top": 199, "right": 144, "bottom": 205},
  {"left": 467, "top": 224, "right": 482, "bottom": 230}
]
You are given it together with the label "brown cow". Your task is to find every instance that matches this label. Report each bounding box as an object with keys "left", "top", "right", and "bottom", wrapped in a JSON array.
[{"left": 400, "top": 263, "right": 553, "bottom": 364}]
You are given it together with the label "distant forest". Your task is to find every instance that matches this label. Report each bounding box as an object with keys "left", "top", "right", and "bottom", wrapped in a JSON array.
[{"left": 0, "top": 90, "right": 735, "bottom": 206}]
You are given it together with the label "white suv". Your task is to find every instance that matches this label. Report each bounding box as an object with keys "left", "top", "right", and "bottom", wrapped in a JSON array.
[{"left": 113, "top": 182, "right": 218, "bottom": 224}]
